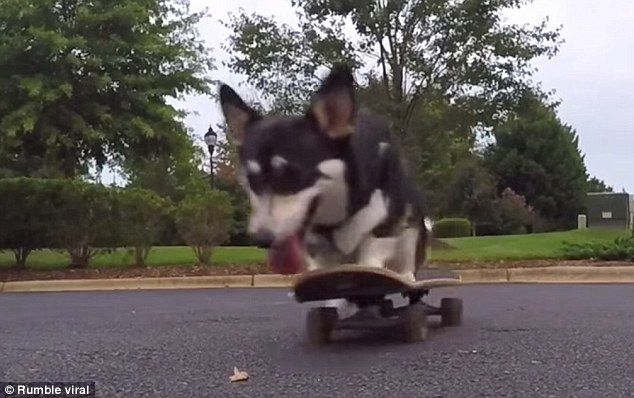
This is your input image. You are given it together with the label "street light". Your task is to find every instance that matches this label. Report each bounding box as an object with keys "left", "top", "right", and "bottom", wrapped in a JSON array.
[{"left": 204, "top": 126, "right": 217, "bottom": 186}]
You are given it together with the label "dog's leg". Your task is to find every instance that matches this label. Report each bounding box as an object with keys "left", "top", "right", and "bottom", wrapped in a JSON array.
[
  {"left": 304, "top": 255, "right": 320, "bottom": 271},
  {"left": 357, "top": 236, "right": 397, "bottom": 268},
  {"left": 332, "top": 189, "right": 389, "bottom": 255},
  {"left": 390, "top": 227, "right": 419, "bottom": 282},
  {"left": 304, "top": 232, "right": 344, "bottom": 271}
]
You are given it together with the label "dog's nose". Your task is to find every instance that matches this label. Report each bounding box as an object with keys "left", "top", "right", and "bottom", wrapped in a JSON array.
[{"left": 253, "top": 230, "right": 275, "bottom": 248}]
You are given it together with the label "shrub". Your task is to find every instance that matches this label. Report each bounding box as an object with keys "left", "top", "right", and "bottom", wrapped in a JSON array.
[
  {"left": 50, "top": 180, "right": 116, "bottom": 268},
  {"left": 115, "top": 188, "right": 172, "bottom": 266},
  {"left": 174, "top": 190, "right": 234, "bottom": 265},
  {"left": 495, "top": 188, "right": 534, "bottom": 235},
  {"left": 433, "top": 218, "right": 472, "bottom": 238},
  {"left": 562, "top": 231, "right": 634, "bottom": 261},
  {"left": 471, "top": 188, "right": 535, "bottom": 236},
  {"left": 0, "top": 178, "right": 63, "bottom": 268}
]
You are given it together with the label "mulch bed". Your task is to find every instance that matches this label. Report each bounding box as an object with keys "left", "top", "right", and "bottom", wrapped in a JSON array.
[{"left": 1, "top": 260, "right": 631, "bottom": 282}]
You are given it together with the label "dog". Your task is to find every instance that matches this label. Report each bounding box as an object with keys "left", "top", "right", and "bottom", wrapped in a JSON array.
[{"left": 219, "top": 65, "right": 428, "bottom": 282}]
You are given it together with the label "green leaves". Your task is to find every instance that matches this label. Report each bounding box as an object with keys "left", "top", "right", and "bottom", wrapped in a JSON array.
[
  {"left": 19, "top": 78, "right": 45, "bottom": 98},
  {"left": 222, "top": 10, "right": 359, "bottom": 114},
  {"left": 562, "top": 234, "right": 634, "bottom": 262},
  {"left": 115, "top": 187, "right": 172, "bottom": 265},
  {"left": 485, "top": 94, "right": 588, "bottom": 230},
  {"left": 0, "top": 0, "right": 213, "bottom": 178},
  {"left": 174, "top": 190, "right": 234, "bottom": 265}
]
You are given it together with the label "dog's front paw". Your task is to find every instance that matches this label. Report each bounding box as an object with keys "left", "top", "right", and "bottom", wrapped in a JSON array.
[
  {"left": 368, "top": 189, "right": 390, "bottom": 220},
  {"left": 333, "top": 189, "right": 391, "bottom": 255},
  {"left": 333, "top": 227, "right": 357, "bottom": 255},
  {"left": 400, "top": 272, "right": 416, "bottom": 283}
]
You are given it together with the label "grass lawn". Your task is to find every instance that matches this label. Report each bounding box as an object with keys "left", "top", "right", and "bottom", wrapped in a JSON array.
[
  {"left": 0, "top": 246, "right": 266, "bottom": 271},
  {"left": 431, "top": 228, "right": 629, "bottom": 262},
  {"left": 0, "top": 229, "right": 629, "bottom": 270}
]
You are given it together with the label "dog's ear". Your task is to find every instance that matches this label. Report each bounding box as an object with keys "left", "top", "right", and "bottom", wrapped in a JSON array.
[
  {"left": 219, "top": 84, "right": 259, "bottom": 145},
  {"left": 308, "top": 64, "right": 356, "bottom": 139}
]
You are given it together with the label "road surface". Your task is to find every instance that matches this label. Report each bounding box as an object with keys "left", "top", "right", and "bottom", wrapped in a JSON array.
[{"left": 1, "top": 285, "right": 633, "bottom": 397}]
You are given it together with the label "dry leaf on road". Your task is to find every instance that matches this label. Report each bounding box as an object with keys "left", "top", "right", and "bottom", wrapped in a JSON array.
[{"left": 230, "top": 367, "right": 249, "bottom": 382}]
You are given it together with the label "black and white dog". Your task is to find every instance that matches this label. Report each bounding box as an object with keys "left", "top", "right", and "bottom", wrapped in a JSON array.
[{"left": 219, "top": 65, "right": 427, "bottom": 281}]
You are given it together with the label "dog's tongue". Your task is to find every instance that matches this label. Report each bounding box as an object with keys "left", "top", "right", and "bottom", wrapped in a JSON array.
[{"left": 268, "top": 234, "right": 303, "bottom": 274}]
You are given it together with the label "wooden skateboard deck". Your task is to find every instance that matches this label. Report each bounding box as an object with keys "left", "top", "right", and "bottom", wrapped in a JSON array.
[{"left": 293, "top": 265, "right": 461, "bottom": 303}]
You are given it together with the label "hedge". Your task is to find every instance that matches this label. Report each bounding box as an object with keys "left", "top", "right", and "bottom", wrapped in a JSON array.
[
  {"left": 433, "top": 218, "right": 472, "bottom": 238},
  {"left": 0, "top": 178, "right": 231, "bottom": 268}
]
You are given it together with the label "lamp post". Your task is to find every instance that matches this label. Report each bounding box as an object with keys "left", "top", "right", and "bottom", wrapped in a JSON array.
[{"left": 204, "top": 126, "right": 217, "bottom": 187}]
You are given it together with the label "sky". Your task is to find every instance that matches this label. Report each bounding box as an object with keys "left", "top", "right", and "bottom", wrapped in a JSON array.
[{"left": 166, "top": 0, "right": 633, "bottom": 193}]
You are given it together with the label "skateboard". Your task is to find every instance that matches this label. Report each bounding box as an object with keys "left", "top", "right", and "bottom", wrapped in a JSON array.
[{"left": 293, "top": 265, "right": 462, "bottom": 344}]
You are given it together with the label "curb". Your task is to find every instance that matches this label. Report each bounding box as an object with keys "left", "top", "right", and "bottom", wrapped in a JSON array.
[
  {"left": 2, "top": 275, "right": 253, "bottom": 293},
  {"left": 507, "top": 266, "right": 634, "bottom": 284},
  {"left": 252, "top": 274, "right": 295, "bottom": 287},
  {"left": 1, "top": 267, "right": 633, "bottom": 293},
  {"left": 457, "top": 269, "right": 508, "bottom": 284}
]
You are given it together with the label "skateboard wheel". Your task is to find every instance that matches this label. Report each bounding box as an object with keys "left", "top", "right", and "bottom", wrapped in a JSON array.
[
  {"left": 306, "top": 307, "right": 338, "bottom": 344},
  {"left": 399, "top": 304, "right": 427, "bottom": 343},
  {"left": 440, "top": 298, "right": 463, "bottom": 326}
]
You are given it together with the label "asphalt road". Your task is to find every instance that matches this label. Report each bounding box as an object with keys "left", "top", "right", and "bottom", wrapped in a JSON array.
[{"left": 1, "top": 284, "right": 633, "bottom": 398}]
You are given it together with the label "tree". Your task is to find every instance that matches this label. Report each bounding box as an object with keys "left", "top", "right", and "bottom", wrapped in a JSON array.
[
  {"left": 485, "top": 94, "right": 588, "bottom": 230},
  {"left": 174, "top": 191, "right": 234, "bottom": 265},
  {"left": 225, "top": 1, "right": 560, "bottom": 128},
  {"left": 222, "top": 0, "right": 561, "bottom": 212},
  {"left": 123, "top": 137, "right": 209, "bottom": 203},
  {"left": 442, "top": 157, "right": 499, "bottom": 226},
  {"left": 587, "top": 176, "right": 613, "bottom": 193},
  {"left": 0, "top": 0, "right": 213, "bottom": 178},
  {"left": 211, "top": 136, "right": 253, "bottom": 245}
]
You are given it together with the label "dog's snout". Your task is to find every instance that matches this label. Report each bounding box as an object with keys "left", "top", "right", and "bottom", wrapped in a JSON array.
[{"left": 253, "top": 230, "right": 275, "bottom": 248}]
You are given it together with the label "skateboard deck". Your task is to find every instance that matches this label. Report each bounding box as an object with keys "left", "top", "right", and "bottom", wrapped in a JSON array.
[{"left": 293, "top": 264, "right": 461, "bottom": 303}]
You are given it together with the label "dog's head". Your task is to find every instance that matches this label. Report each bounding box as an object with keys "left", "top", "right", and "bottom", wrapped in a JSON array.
[{"left": 219, "top": 65, "right": 357, "bottom": 273}]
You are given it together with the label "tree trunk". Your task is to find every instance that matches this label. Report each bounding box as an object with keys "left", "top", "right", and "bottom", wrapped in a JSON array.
[
  {"left": 134, "top": 246, "right": 151, "bottom": 267},
  {"left": 69, "top": 245, "right": 91, "bottom": 268},
  {"left": 193, "top": 246, "right": 212, "bottom": 265},
  {"left": 12, "top": 248, "right": 31, "bottom": 269}
]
